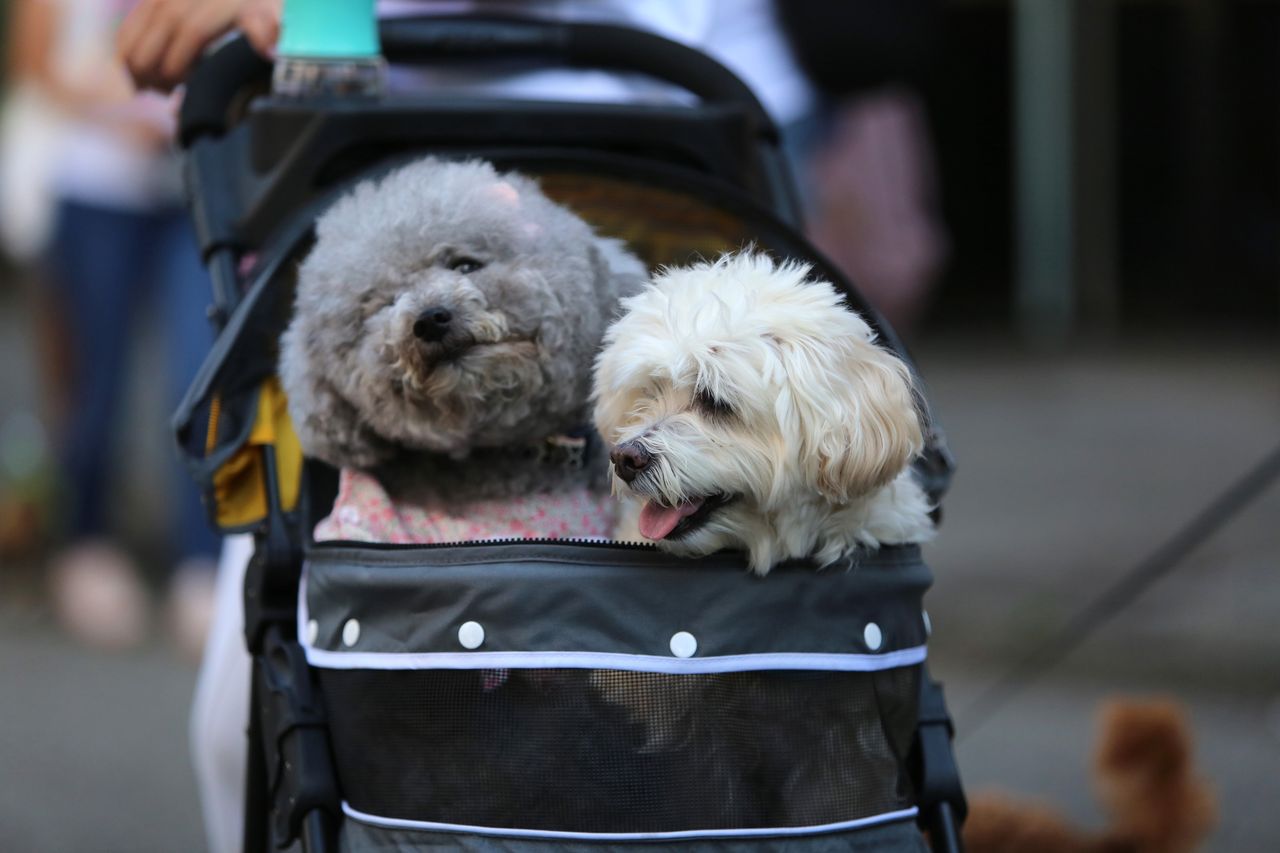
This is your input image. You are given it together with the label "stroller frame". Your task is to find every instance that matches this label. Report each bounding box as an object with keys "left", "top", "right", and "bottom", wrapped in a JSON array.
[{"left": 177, "top": 17, "right": 966, "bottom": 852}]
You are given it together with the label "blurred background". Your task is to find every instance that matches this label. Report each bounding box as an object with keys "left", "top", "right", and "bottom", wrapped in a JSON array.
[{"left": 1, "top": 0, "right": 1277, "bottom": 850}]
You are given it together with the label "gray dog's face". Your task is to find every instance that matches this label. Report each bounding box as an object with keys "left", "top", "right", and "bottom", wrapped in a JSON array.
[
  {"left": 353, "top": 225, "right": 557, "bottom": 452},
  {"left": 281, "top": 159, "right": 637, "bottom": 465}
]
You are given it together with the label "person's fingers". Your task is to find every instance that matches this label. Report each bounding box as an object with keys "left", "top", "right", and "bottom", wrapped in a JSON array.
[
  {"left": 239, "top": 0, "right": 282, "bottom": 58},
  {"left": 128, "top": 18, "right": 181, "bottom": 91},
  {"left": 159, "top": 10, "right": 235, "bottom": 88},
  {"left": 116, "top": 0, "right": 158, "bottom": 63},
  {"left": 117, "top": 0, "right": 167, "bottom": 89},
  {"left": 118, "top": 0, "right": 244, "bottom": 92},
  {"left": 127, "top": 0, "right": 200, "bottom": 92}
]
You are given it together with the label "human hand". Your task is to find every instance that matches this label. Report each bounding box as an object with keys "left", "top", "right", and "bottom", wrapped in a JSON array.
[{"left": 117, "top": 0, "right": 281, "bottom": 92}]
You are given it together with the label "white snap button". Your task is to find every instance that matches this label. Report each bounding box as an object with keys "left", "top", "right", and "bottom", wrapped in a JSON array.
[
  {"left": 458, "top": 621, "right": 485, "bottom": 650},
  {"left": 922, "top": 611, "right": 932, "bottom": 637},
  {"left": 306, "top": 619, "right": 319, "bottom": 646},
  {"left": 669, "top": 631, "right": 697, "bottom": 658},
  {"left": 863, "top": 622, "right": 883, "bottom": 651},
  {"left": 342, "top": 618, "right": 360, "bottom": 647}
]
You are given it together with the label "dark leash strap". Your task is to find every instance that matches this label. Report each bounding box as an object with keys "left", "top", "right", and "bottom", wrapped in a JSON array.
[{"left": 960, "top": 441, "right": 1280, "bottom": 740}]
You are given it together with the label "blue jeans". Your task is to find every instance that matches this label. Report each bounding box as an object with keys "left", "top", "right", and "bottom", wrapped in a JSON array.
[{"left": 48, "top": 198, "right": 219, "bottom": 565}]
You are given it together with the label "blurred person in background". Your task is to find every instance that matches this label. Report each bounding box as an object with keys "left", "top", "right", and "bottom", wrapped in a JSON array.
[
  {"left": 779, "top": 0, "right": 948, "bottom": 338},
  {"left": 5, "top": 0, "right": 220, "bottom": 654}
]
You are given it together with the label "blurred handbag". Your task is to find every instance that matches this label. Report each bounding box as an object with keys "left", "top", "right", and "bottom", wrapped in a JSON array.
[{"left": 0, "top": 82, "right": 65, "bottom": 262}]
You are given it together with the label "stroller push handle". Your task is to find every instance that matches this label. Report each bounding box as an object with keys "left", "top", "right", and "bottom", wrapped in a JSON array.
[
  {"left": 379, "top": 18, "right": 773, "bottom": 126},
  {"left": 179, "top": 16, "right": 776, "bottom": 147}
]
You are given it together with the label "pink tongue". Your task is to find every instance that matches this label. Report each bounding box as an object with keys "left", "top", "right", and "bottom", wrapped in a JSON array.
[{"left": 638, "top": 498, "right": 705, "bottom": 540}]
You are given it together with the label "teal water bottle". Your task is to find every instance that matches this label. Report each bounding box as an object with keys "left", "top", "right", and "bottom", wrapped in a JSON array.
[{"left": 272, "top": 0, "right": 386, "bottom": 97}]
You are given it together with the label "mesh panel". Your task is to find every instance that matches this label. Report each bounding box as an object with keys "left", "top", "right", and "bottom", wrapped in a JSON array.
[{"left": 321, "top": 666, "right": 919, "bottom": 833}]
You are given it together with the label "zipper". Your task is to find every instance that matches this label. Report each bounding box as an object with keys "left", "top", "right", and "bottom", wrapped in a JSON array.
[{"left": 312, "top": 536, "right": 659, "bottom": 551}]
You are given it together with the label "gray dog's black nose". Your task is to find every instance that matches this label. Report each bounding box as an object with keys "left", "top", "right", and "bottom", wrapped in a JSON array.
[
  {"left": 413, "top": 306, "right": 453, "bottom": 342},
  {"left": 610, "top": 442, "right": 651, "bottom": 483}
]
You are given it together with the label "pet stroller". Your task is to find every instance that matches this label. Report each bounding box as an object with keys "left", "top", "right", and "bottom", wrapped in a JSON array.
[{"left": 175, "top": 16, "right": 967, "bottom": 852}]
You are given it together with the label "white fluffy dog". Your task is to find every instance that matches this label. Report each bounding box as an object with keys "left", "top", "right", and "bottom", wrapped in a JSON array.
[{"left": 592, "top": 252, "right": 934, "bottom": 574}]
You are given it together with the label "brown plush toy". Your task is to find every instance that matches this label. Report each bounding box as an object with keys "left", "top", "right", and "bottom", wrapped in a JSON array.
[{"left": 964, "top": 699, "right": 1216, "bottom": 853}]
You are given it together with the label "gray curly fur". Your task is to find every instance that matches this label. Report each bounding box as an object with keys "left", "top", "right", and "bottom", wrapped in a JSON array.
[{"left": 279, "top": 157, "right": 647, "bottom": 504}]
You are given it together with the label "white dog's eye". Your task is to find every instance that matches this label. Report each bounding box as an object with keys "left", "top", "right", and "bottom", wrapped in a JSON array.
[
  {"left": 447, "top": 256, "right": 485, "bottom": 274},
  {"left": 693, "top": 387, "right": 734, "bottom": 419}
]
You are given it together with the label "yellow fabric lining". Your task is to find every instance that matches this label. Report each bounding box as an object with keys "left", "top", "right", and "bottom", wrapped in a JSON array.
[
  {"left": 538, "top": 173, "right": 749, "bottom": 268},
  {"left": 210, "top": 377, "right": 302, "bottom": 529}
]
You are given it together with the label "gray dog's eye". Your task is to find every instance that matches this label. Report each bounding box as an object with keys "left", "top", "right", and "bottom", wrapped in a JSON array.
[
  {"left": 694, "top": 387, "right": 734, "bottom": 419},
  {"left": 448, "top": 256, "right": 485, "bottom": 274}
]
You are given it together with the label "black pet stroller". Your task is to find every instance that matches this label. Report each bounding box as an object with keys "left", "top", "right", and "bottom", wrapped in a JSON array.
[{"left": 175, "top": 17, "right": 967, "bottom": 852}]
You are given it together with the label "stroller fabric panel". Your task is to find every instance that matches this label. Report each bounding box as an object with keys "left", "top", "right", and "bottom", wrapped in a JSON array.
[
  {"left": 303, "top": 543, "right": 930, "bottom": 841},
  {"left": 301, "top": 543, "right": 930, "bottom": 660}
]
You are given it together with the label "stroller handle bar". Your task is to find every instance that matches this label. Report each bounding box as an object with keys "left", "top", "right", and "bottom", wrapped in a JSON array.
[{"left": 179, "top": 16, "right": 775, "bottom": 147}]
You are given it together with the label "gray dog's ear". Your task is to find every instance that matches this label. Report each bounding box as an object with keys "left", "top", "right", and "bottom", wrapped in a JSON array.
[
  {"left": 593, "top": 238, "right": 649, "bottom": 303},
  {"left": 288, "top": 380, "right": 396, "bottom": 470},
  {"left": 279, "top": 326, "right": 395, "bottom": 470}
]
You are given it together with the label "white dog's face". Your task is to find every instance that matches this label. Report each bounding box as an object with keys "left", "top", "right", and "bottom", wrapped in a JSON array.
[{"left": 592, "top": 254, "right": 924, "bottom": 572}]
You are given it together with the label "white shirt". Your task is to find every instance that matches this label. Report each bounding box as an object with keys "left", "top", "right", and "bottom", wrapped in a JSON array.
[
  {"left": 47, "top": 0, "right": 182, "bottom": 209},
  {"left": 378, "top": 0, "right": 815, "bottom": 123}
]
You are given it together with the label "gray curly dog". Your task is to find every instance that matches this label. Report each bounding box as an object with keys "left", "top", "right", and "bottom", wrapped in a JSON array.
[{"left": 279, "top": 157, "right": 647, "bottom": 504}]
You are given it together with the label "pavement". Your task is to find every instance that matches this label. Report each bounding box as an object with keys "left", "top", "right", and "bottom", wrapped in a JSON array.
[
  {"left": 0, "top": 617, "right": 204, "bottom": 853},
  {"left": 921, "top": 339, "right": 1280, "bottom": 852},
  {"left": 1, "top": 320, "right": 1277, "bottom": 851}
]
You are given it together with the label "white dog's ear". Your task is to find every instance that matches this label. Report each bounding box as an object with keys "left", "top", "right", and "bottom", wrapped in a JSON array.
[{"left": 787, "top": 332, "right": 924, "bottom": 502}]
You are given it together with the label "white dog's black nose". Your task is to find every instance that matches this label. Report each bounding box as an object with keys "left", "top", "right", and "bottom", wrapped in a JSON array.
[
  {"left": 413, "top": 306, "right": 453, "bottom": 342},
  {"left": 610, "top": 442, "right": 651, "bottom": 483}
]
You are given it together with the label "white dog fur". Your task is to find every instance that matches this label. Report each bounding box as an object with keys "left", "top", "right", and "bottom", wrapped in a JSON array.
[{"left": 592, "top": 252, "right": 934, "bottom": 574}]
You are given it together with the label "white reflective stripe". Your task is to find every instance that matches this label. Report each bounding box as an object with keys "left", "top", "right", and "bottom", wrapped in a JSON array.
[
  {"left": 342, "top": 800, "right": 920, "bottom": 841},
  {"left": 295, "top": 566, "right": 310, "bottom": 645},
  {"left": 303, "top": 644, "right": 927, "bottom": 673}
]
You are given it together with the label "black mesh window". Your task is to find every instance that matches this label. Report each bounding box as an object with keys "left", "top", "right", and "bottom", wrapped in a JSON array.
[{"left": 320, "top": 666, "right": 920, "bottom": 834}]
